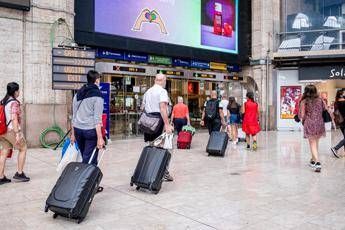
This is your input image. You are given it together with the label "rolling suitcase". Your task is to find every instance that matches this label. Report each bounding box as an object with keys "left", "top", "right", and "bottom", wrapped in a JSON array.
[
  {"left": 45, "top": 148, "right": 105, "bottom": 224},
  {"left": 130, "top": 146, "right": 171, "bottom": 194},
  {"left": 177, "top": 131, "right": 192, "bottom": 149},
  {"left": 206, "top": 131, "right": 229, "bottom": 157}
]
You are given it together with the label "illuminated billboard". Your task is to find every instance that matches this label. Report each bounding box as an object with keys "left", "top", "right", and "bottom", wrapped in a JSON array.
[{"left": 95, "top": 0, "right": 238, "bottom": 54}]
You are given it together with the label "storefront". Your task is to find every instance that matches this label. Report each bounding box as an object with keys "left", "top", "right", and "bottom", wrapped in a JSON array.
[
  {"left": 96, "top": 61, "right": 244, "bottom": 138},
  {"left": 276, "top": 64, "right": 345, "bottom": 131}
]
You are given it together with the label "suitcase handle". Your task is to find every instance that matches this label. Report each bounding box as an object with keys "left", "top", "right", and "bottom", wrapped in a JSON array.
[{"left": 89, "top": 147, "right": 106, "bottom": 166}]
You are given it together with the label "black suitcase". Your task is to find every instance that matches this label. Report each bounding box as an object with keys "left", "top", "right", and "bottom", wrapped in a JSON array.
[
  {"left": 130, "top": 146, "right": 171, "bottom": 194},
  {"left": 206, "top": 131, "right": 229, "bottom": 157},
  {"left": 45, "top": 149, "right": 105, "bottom": 224}
]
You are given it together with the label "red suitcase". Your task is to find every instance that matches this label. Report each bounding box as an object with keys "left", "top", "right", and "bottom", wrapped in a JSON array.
[{"left": 177, "top": 131, "right": 192, "bottom": 149}]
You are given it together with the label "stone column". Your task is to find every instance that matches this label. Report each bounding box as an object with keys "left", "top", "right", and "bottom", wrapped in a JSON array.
[
  {"left": 0, "top": 0, "right": 75, "bottom": 147},
  {"left": 242, "top": 0, "right": 280, "bottom": 130}
]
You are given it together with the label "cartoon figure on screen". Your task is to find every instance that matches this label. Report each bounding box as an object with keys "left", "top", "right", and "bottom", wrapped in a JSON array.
[{"left": 132, "top": 8, "right": 168, "bottom": 35}]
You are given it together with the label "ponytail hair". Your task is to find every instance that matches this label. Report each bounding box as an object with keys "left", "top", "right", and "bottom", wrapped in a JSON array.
[{"left": 1, "top": 82, "right": 19, "bottom": 105}]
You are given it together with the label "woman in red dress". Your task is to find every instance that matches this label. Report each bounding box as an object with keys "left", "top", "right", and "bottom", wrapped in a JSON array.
[{"left": 242, "top": 92, "right": 260, "bottom": 150}]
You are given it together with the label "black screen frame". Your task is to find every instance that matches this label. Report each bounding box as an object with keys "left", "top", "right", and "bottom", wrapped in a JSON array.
[
  {"left": 74, "top": 0, "right": 251, "bottom": 64},
  {"left": 0, "top": 0, "right": 30, "bottom": 11}
]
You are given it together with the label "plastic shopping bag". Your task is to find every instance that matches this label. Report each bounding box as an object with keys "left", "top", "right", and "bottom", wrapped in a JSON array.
[
  {"left": 163, "top": 133, "right": 173, "bottom": 150},
  {"left": 152, "top": 132, "right": 174, "bottom": 150},
  {"left": 57, "top": 143, "right": 82, "bottom": 172},
  {"left": 61, "top": 138, "right": 80, "bottom": 159}
]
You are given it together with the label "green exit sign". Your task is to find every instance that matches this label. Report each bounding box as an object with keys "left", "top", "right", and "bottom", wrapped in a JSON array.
[{"left": 148, "top": 55, "right": 172, "bottom": 65}]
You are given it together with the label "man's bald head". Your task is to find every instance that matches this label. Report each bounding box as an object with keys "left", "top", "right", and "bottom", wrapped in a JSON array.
[
  {"left": 155, "top": 73, "right": 167, "bottom": 88},
  {"left": 211, "top": 90, "right": 217, "bottom": 99}
]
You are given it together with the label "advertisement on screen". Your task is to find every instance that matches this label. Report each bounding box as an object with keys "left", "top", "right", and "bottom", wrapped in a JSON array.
[{"left": 95, "top": 0, "right": 238, "bottom": 54}]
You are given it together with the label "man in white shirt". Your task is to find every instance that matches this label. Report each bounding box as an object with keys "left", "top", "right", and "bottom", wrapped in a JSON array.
[
  {"left": 220, "top": 94, "right": 229, "bottom": 132},
  {"left": 142, "top": 73, "right": 174, "bottom": 181}
]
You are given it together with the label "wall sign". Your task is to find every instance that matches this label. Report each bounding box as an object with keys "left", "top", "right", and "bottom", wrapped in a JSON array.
[
  {"left": 224, "top": 75, "right": 243, "bottom": 81},
  {"left": 193, "top": 73, "right": 216, "bottom": 79},
  {"left": 190, "top": 60, "right": 210, "bottom": 69},
  {"left": 100, "top": 83, "right": 110, "bottom": 139},
  {"left": 172, "top": 58, "right": 190, "bottom": 67},
  {"left": 157, "top": 70, "right": 184, "bottom": 76},
  {"left": 52, "top": 48, "right": 96, "bottom": 90},
  {"left": 97, "top": 49, "right": 124, "bottom": 60},
  {"left": 227, "top": 64, "right": 241, "bottom": 72},
  {"left": 210, "top": 62, "right": 227, "bottom": 71},
  {"left": 148, "top": 55, "right": 172, "bottom": 65},
  {"left": 124, "top": 52, "right": 149, "bottom": 62},
  {"left": 299, "top": 65, "right": 345, "bottom": 80},
  {"left": 113, "top": 66, "right": 146, "bottom": 73}
]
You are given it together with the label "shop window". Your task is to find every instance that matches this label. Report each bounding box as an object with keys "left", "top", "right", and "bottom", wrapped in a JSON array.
[{"left": 278, "top": 0, "right": 345, "bottom": 52}]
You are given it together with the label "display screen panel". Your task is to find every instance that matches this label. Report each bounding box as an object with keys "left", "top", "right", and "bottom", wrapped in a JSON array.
[{"left": 95, "top": 0, "right": 238, "bottom": 54}]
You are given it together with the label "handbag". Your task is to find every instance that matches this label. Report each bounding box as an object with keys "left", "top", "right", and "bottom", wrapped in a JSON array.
[
  {"left": 138, "top": 111, "right": 162, "bottom": 134},
  {"left": 334, "top": 109, "right": 344, "bottom": 125},
  {"left": 322, "top": 110, "right": 332, "bottom": 123}
]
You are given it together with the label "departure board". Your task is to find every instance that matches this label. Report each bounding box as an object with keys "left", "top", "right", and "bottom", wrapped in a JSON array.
[{"left": 52, "top": 48, "right": 95, "bottom": 90}]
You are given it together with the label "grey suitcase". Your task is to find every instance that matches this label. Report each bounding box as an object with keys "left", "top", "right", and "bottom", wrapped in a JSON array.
[{"left": 206, "top": 131, "right": 229, "bottom": 157}]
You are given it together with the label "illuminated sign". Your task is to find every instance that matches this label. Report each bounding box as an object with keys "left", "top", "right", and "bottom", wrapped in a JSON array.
[
  {"left": 148, "top": 55, "right": 172, "bottom": 65},
  {"left": 113, "top": 66, "right": 146, "bottom": 73},
  {"left": 95, "top": 0, "right": 239, "bottom": 54},
  {"left": 157, "top": 70, "right": 184, "bottom": 76},
  {"left": 52, "top": 49, "right": 95, "bottom": 59},
  {"left": 52, "top": 82, "right": 86, "bottom": 90},
  {"left": 224, "top": 75, "right": 243, "bottom": 81},
  {"left": 210, "top": 62, "right": 227, "bottom": 71},
  {"left": 52, "top": 48, "right": 95, "bottom": 90},
  {"left": 193, "top": 73, "right": 216, "bottom": 79}
]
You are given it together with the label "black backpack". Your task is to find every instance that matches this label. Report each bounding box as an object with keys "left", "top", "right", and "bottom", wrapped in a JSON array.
[{"left": 205, "top": 100, "right": 218, "bottom": 120}]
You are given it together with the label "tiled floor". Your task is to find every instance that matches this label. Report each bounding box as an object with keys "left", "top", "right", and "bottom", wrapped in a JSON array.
[{"left": 1, "top": 131, "right": 345, "bottom": 230}]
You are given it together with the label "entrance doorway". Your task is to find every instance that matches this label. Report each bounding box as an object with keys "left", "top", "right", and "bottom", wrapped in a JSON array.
[{"left": 103, "top": 74, "right": 154, "bottom": 139}]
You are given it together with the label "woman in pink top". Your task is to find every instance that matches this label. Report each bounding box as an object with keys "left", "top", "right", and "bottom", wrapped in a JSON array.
[{"left": 0, "top": 82, "right": 30, "bottom": 185}]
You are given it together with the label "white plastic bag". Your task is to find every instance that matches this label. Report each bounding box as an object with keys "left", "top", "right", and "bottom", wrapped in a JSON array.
[
  {"left": 56, "top": 143, "right": 82, "bottom": 172},
  {"left": 153, "top": 132, "right": 174, "bottom": 150},
  {"left": 163, "top": 133, "right": 173, "bottom": 150}
]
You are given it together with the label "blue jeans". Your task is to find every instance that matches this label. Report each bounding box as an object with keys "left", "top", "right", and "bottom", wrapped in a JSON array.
[{"left": 74, "top": 127, "right": 99, "bottom": 165}]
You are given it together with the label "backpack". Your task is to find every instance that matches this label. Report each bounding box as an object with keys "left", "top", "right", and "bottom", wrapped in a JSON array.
[
  {"left": 0, "top": 99, "right": 15, "bottom": 135},
  {"left": 205, "top": 100, "right": 218, "bottom": 120}
]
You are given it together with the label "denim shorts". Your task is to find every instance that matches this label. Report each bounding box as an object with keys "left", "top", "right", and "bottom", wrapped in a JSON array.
[{"left": 229, "top": 114, "right": 240, "bottom": 124}]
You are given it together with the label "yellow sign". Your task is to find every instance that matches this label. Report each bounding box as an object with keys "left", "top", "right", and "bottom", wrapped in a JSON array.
[{"left": 210, "top": 62, "right": 227, "bottom": 71}]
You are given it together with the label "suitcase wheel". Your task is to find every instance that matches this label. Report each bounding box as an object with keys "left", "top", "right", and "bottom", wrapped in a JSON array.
[
  {"left": 136, "top": 186, "right": 140, "bottom": 191},
  {"left": 77, "top": 217, "right": 84, "bottom": 224},
  {"left": 153, "top": 190, "right": 159, "bottom": 195},
  {"left": 44, "top": 205, "right": 49, "bottom": 213},
  {"left": 130, "top": 182, "right": 133, "bottom": 187},
  {"left": 53, "top": 213, "right": 58, "bottom": 219}
]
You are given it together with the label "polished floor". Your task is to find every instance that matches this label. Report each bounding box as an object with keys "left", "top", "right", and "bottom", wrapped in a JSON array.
[{"left": 1, "top": 131, "right": 345, "bottom": 230}]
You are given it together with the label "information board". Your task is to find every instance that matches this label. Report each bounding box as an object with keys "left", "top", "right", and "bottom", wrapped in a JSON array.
[{"left": 52, "top": 48, "right": 95, "bottom": 90}]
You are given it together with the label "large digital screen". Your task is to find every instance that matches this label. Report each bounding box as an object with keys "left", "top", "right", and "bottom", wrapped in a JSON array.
[{"left": 95, "top": 0, "right": 238, "bottom": 54}]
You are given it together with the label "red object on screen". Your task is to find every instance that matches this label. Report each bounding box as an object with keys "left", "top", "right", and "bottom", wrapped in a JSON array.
[
  {"left": 223, "top": 23, "right": 233, "bottom": 37},
  {"left": 213, "top": 3, "right": 223, "bottom": 35}
]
